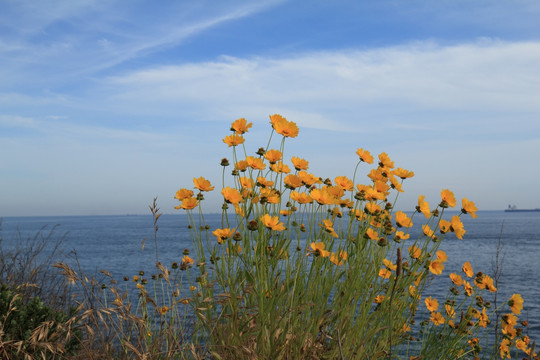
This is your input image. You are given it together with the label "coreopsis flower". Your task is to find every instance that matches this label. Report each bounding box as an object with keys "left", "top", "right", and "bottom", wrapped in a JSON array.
[
  {"left": 235, "top": 160, "right": 248, "bottom": 171},
  {"left": 374, "top": 295, "right": 385, "bottom": 304},
  {"left": 291, "top": 156, "right": 309, "bottom": 170},
  {"left": 223, "top": 134, "right": 245, "bottom": 147},
  {"left": 330, "top": 251, "right": 348, "bottom": 265},
  {"left": 230, "top": 118, "right": 252, "bottom": 134},
  {"left": 450, "top": 215, "right": 466, "bottom": 239},
  {"left": 394, "top": 231, "right": 409, "bottom": 241},
  {"left": 440, "top": 189, "right": 456, "bottom": 208},
  {"left": 364, "top": 187, "right": 387, "bottom": 201},
  {"left": 319, "top": 219, "right": 338, "bottom": 238},
  {"left": 462, "top": 261, "right": 474, "bottom": 277},
  {"left": 310, "top": 188, "right": 335, "bottom": 205},
  {"left": 298, "top": 171, "right": 321, "bottom": 186},
  {"left": 367, "top": 168, "right": 387, "bottom": 183},
  {"left": 212, "top": 228, "right": 235, "bottom": 244},
  {"left": 430, "top": 312, "right": 445, "bottom": 326},
  {"left": 508, "top": 294, "right": 524, "bottom": 315},
  {"left": 270, "top": 161, "right": 291, "bottom": 174},
  {"left": 450, "top": 273, "right": 463, "bottom": 286},
  {"left": 364, "top": 202, "right": 382, "bottom": 215},
  {"left": 260, "top": 214, "right": 286, "bottom": 231},
  {"left": 256, "top": 176, "right": 274, "bottom": 188},
  {"left": 290, "top": 191, "right": 313, "bottom": 204},
  {"left": 182, "top": 255, "right": 194, "bottom": 265},
  {"left": 159, "top": 306, "right": 168, "bottom": 315},
  {"left": 269, "top": 114, "right": 299, "bottom": 138},
  {"left": 383, "top": 258, "right": 397, "bottom": 271},
  {"left": 464, "top": 281, "right": 473, "bottom": 296},
  {"left": 417, "top": 195, "right": 431, "bottom": 218},
  {"left": 175, "top": 188, "right": 194, "bottom": 201},
  {"left": 408, "top": 245, "right": 422, "bottom": 259},
  {"left": 334, "top": 176, "right": 354, "bottom": 191},
  {"left": 388, "top": 175, "right": 403, "bottom": 192},
  {"left": 176, "top": 197, "right": 198, "bottom": 210},
  {"left": 365, "top": 228, "right": 379, "bottom": 240},
  {"left": 284, "top": 174, "right": 303, "bottom": 189},
  {"left": 499, "top": 338, "right": 511, "bottom": 359},
  {"left": 264, "top": 149, "right": 282, "bottom": 164},
  {"left": 193, "top": 177, "right": 215, "bottom": 192},
  {"left": 422, "top": 224, "right": 435, "bottom": 238},
  {"left": 429, "top": 260, "right": 444, "bottom": 275},
  {"left": 425, "top": 296, "right": 439, "bottom": 312},
  {"left": 310, "top": 242, "right": 330, "bottom": 257},
  {"left": 392, "top": 168, "right": 414, "bottom": 179},
  {"left": 379, "top": 268, "right": 392, "bottom": 279},
  {"left": 260, "top": 188, "right": 280, "bottom": 203},
  {"left": 461, "top": 198, "right": 478, "bottom": 218},
  {"left": 408, "top": 285, "right": 417, "bottom": 297},
  {"left": 239, "top": 177, "right": 254, "bottom": 189},
  {"left": 436, "top": 250, "right": 447, "bottom": 262},
  {"left": 445, "top": 304, "right": 456, "bottom": 318},
  {"left": 246, "top": 156, "right": 266, "bottom": 170},
  {"left": 438, "top": 219, "right": 451, "bottom": 233},
  {"left": 378, "top": 152, "right": 395, "bottom": 169},
  {"left": 479, "top": 274, "right": 497, "bottom": 292},
  {"left": 356, "top": 148, "right": 374, "bottom": 164},
  {"left": 222, "top": 187, "right": 243, "bottom": 205},
  {"left": 395, "top": 211, "right": 413, "bottom": 228}
]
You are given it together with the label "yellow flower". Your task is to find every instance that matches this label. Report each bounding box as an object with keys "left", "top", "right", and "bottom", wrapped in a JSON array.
[
  {"left": 464, "top": 281, "right": 473, "bottom": 296},
  {"left": 175, "top": 188, "right": 194, "bottom": 201},
  {"left": 193, "top": 177, "right": 214, "bottom": 192},
  {"left": 182, "top": 255, "right": 194, "bottom": 265},
  {"left": 436, "top": 250, "right": 447, "bottom": 262},
  {"left": 417, "top": 195, "right": 431, "bottom": 218},
  {"left": 239, "top": 177, "right": 255, "bottom": 189},
  {"left": 388, "top": 175, "right": 403, "bottom": 192},
  {"left": 430, "top": 312, "right": 445, "bottom": 326},
  {"left": 270, "top": 161, "right": 291, "bottom": 174},
  {"left": 462, "top": 261, "right": 473, "bottom": 277},
  {"left": 176, "top": 197, "right": 198, "bottom": 210},
  {"left": 461, "top": 198, "right": 478, "bottom": 218},
  {"left": 284, "top": 174, "right": 303, "bottom": 189},
  {"left": 394, "top": 231, "right": 409, "bottom": 241},
  {"left": 310, "top": 242, "right": 330, "bottom": 257},
  {"left": 264, "top": 149, "right": 282, "bottom": 164},
  {"left": 392, "top": 168, "right": 414, "bottom": 179},
  {"left": 445, "top": 304, "right": 456, "bottom": 318},
  {"left": 440, "top": 189, "right": 456, "bottom": 208},
  {"left": 290, "top": 191, "right": 313, "bottom": 204},
  {"left": 379, "top": 268, "right": 392, "bottom": 279},
  {"left": 425, "top": 296, "right": 439, "bottom": 312},
  {"left": 212, "top": 228, "right": 235, "bottom": 244},
  {"left": 374, "top": 295, "right": 385, "bottom": 304},
  {"left": 378, "top": 152, "right": 395, "bottom": 169},
  {"left": 222, "top": 134, "right": 245, "bottom": 147},
  {"left": 438, "top": 219, "right": 451, "bottom": 233},
  {"left": 334, "top": 176, "right": 354, "bottom": 191},
  {"left": 449, "top": 273, "right": 463, "bottom": 286},
  {"left": 291, "top": 156, "right": 309, "bottom": 170},
  {"left": 189, "top": 285, "right": 197, "bottom": 291},
  {"left": 159, "top": 306, "right": 168, "bottom": 315},
  {"left": 499, "top": 338, "right": 511, "bottom": 359},
  {"left": 508, "top": 294, "right": 524, "bottom": 315},
  {"left": 356, "top": 148, "right": 374, "bottom": 164},
  {"left": 364, "top": 202, "right": 382, "bottom": 215},
  {"left": 383, "top": 258, "right": 397, "bottom": 271},
  {"left": 269, "top": 114, "right": 299, "bottom": 138},
  {"left": 395, "top": 211, "right": 413, "bottom": 228},
  {"left": 429, "top": 260, "right": 444, "bottom": 275},
  {"left": 260, "top": 188, "right": 280, "bottom": 203},
  {"left": 298, "top": 171, "right": 321, "bottom": 186},
  {"left": 256, "top": 176, "right": 274, "bottom": 188},
  {"left": 319, "top": 219, "right": 338, "bottom": 238},
  {"left": 422, "top": 224, "right": 435, "bottom": 238},
  {"left": 230, "top": 117, "right": 252, "bottom": 134},
  {"left": 221, "top": 187, "right": 243, "bottom": 204},
  {"left": 246, "top": 156, "right": 266, "bottom": 170},
  {"left": 450, "top": 215, "right": 466, "bottom": 239},
  {"left": 260, "top": 214, "right": 286, "bottom": 231},
  {"left": 330, "top": 251, "right": 348, "bottom": 265},
  {"left": 365, "top": 228, "right": 379, "bottom": 240},
  {"left": 310, "top": 188, "right": 335, "bottom": 205},
  {"left": 408, "top": 245, "right": 422, "bottom": 259},
  {"left": 235, "top": 160, "right": 248, "bottom": 171}
]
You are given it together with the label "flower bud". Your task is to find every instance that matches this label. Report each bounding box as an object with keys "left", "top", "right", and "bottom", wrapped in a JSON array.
[{"left": 221, "top": 158, "right": 230, "bottom": 166}]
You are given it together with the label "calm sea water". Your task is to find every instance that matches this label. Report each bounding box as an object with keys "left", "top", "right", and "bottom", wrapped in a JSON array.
[{"left": 1, "top": 211, "right": 539, "bottom": 342}]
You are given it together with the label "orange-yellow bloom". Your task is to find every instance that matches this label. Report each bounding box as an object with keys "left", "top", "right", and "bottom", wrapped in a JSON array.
[
  {"left": 425, "top": 296, "right": 439, "bottom": 312},
  {"left": 462, "top": 261, "right": 474, "bottom": 278},
  {"left": 269, "top": 114, "right": 299, "bottom": 138},
  {"left": 223, "top": 134, "right": 245, "bottom": 147},
  {"left": 429, "top": 260, "right": 444, "bottom": 275},
  {"left": 261, "top": 214, "right": 286, "bottom": 231},
  {"left": 159, "top": 306, "right": 169, "bottom": 315},
  {"left": 256, "top": 176, "right": 274, "bottom": 188},
  {"left": 310, "top": 242, "right": 330, "bottom": 257},
  {"left": 422, "top": 224, "right": 435, "bottom": 238},
  {"left": 417, "top": 195, "right": 431, "bottom": 218},
  {"left": 436, "top": 250, "right": 447, "bottom": 262},
  {"left": 291, "top": 156, "right": 309, "bottom": 170},
  {"left": 298, "top": 171, "right": 321, "bottom": 186},
  {"left": 374, "top": 295, "right": 385, "bottom": 304},
  {"left": 394, "top": 231, "right": 409, "bottom": 241},
  {"left": 379, "top": 268, "right": 392, "bottom": 279},
  {"left": 264, "top": 149, "right": 282, "bottom": 164},
  {"left": 430, "top": 312, "right": 445, "bottom": 326},
  {"left": 222, "top": 187, "right": 243, "bottom": 205},
  {"left": 330, "top": 251, "right": 348, "bottom": 265},
  {"left": 461, "top": 198, "right": 478, "bottom": 218},
  {"left": 440, "top": 189, "right": 456, "bottom": 208},
  {"left": 310, "top": 188, "right": 335, "bottom": 205},
  {"left": 193, "top": 177, "right": 214, "bottom": 192},
  {"left": 235, "top": 160, "right": 248, "bottom": 171},
  {"left": 438, "top": 219, "right": 451, "bottom": 233},
  {"left": 290, "top": 191, "right": 313, "bottom": 204},
  {"left": 408, "top": 245, "right": 422, "bottom": 259},
  {"left": 364, "top": 202, "right": 382, "bottom": 215},
  {"left": 392, "top": 168, "right": 414, "bottom": 179},
  {"left": 270, "top": 162, "right": 291, "bottom": 174},
  {"left": 176, "top": 197, "right": 198, "bottom": 210},
  {"left": 319, "top": 219, "right": 338, "bottom": 238},
  {"left": 334, "top": 176, "right": 354, "bottom": 191},
  {"left": 175, "top": 188, "right": 194, "bottom": 201},
  {"left": 246, "top": 156, "right": 266, "bottom": 170},
  {"left": 212, "top": 228, "right": 235, "bottom": 244},
  {"left": 365, "top": 228, "right": 379, "bottom": 240},
  {"left": 356, "top": 148, "right": 374, "bottom": 164},
  {"left": 239, "top": 177, "right": 254, "bottom": 189},
  {"left": 508, "top": 294, "right": 524, "bottom": 315},
  {"left": 383, "top": 258, "right": 397, "bottom": 271},
  {"left": 284, "top": 174, "right": 303, "bottom": 189},
  {"left": 450, "top": 273, "right": 463, "bottom": 286},
  {"left": 230, "top": 118, "right": 252, "bottom": 134},
  {"left": 451, "top": 215, "right": 466, "bottom": 239},
  {"left": 378, "top": 152, "right": 395, "bottom": 169},
  {"left": 395, "top": 211, "right": 413, "bottom": 228}
]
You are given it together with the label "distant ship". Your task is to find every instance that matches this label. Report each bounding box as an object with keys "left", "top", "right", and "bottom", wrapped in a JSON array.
[{"left": 505, "top": 205, "right": 540, "bottom": 212}]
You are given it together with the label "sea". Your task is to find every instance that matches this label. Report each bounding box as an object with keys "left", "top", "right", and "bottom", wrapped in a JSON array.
[{"left": 1, "top": 210, "right": 539, "bottom": 345}]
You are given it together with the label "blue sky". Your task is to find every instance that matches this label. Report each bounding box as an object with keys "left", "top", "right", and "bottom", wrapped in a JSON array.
[{"left": 1, "top": 0, "right": 539, "bottom": 216}]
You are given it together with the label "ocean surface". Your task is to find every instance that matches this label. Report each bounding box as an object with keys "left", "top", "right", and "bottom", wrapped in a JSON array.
[{"left": 1, "top": 210, "right": 539, "bottom": 343}]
